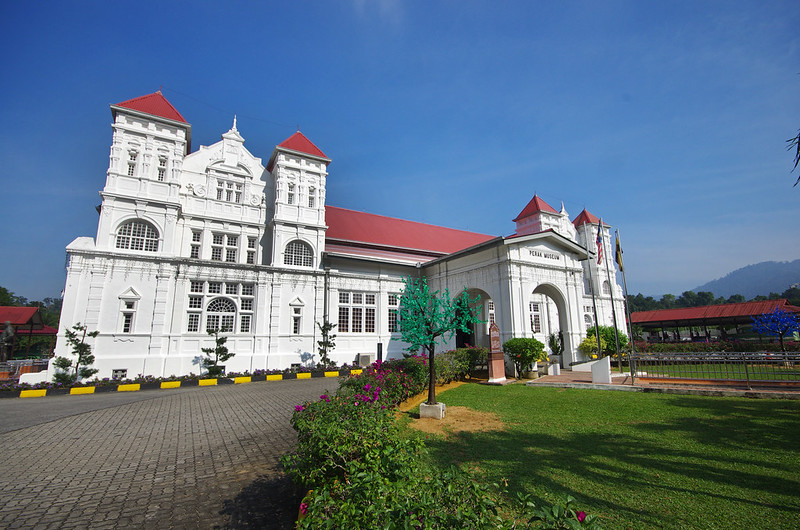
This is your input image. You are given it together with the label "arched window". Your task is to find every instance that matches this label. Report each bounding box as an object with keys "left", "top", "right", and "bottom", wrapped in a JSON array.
[
  {"left": 116, "top": 220, "right": 159, "bottom": 252},
  {"left": 206, "top": 298, "right": 236, "bottom": 332},
  {"left": 284, "top": 240, "right": 313, "bottom": 267},
  {"left": 584, "top": 314, "right": 593, "bottom": 327},
  {"left": 602, "top": 281, "right": 611, "bottom": 295}
]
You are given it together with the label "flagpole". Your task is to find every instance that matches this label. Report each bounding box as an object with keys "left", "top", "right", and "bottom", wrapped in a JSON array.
[
  {"left": 615, "top": 229, "right": 636, "bottom": 381},
  {"left": 584, "top": 222, "right": 601, "bottom": 359},
  {"left": 601, "top": 221, "right": 622, "bottom": 373}
]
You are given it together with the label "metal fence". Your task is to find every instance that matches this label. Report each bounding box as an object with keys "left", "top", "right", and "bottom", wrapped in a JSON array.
[{"left": 629, "top": 352, "right": 800, "bottom": 388}]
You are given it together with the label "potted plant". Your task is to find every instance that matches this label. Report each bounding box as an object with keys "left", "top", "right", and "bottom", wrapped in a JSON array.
[{"left": 503, "top": 337, "right": 546, "bottom": 379}]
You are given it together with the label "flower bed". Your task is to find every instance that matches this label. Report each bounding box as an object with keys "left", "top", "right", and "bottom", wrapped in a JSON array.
[{"left": 282, "top": 351, "right": 599, "bottom": 528}]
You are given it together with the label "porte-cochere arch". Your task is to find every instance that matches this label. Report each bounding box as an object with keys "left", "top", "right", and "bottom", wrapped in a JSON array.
[{"left": 531, "top": 282, "right": 574, "bottom": 365}]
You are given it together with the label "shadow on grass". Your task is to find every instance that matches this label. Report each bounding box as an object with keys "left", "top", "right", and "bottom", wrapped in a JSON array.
[
  {"left": 424, "top": 387, "right": 800, "bottom": 528},
  {"left": 218, "top": 472, "right": 302, "bottom": 530}
]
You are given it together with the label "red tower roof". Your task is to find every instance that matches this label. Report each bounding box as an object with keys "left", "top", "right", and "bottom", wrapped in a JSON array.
[
  {"left": 513, "top": 195, "right": 559, "bottom": 222},
  {"left": 276, "top": 131, "right": 328, "bottom": 159},
  {"left": 573, "top": 208, "right": 606, "bottom": 227},
  {"left": 113, "top": 91, "right": 187, "bottom": 123}
]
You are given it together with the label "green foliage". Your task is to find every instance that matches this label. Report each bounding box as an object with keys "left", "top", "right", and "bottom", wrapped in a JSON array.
[
  {"left": 284, "top": 358, "right": 599, "bottom": 529},
  {"left": 548, "top": 332, "right": 564, "bottom": 357},
  {"left": 53, "top": 323, "right": 99, "bottom": 383},
  {"left": 586, "top": 326, "right": 629, "bottom": 356},
  {"left": 201, "top": 327, "right": 235, "bottom": 377},
  {"left": 503, "top": 337, "right": 546, "bottom": 375},
  {"left": 449, "top": 346, "right": 489, "bottom": 376},
  {"left": 395, "top": 276, "right": 482, "bottom": 404},
  {"left": 316, "top": 320, "right": 337, "bottom": 368},
  {"left": 636, "top": 340, "right": 800, "bottom": 353},
  {"left": 577, "top": 335, "right": 605, "bottom": 358}
]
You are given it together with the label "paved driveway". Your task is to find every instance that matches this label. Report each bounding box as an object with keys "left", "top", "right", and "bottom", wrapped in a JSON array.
[{"left": 0, "top": 378, "right": 336, "bottom": 529}]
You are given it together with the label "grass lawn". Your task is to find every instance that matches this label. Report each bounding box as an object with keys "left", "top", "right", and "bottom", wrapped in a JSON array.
[{"left": 417, "top": 384, "right": 800, "bottom": 529}]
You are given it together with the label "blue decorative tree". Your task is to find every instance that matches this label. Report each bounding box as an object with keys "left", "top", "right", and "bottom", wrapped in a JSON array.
[{"left": 751, "top": 307, "right": 800, "bottom": 352}]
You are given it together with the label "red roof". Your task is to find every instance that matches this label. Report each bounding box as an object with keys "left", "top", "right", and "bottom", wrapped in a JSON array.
[
  {"left": 631, "top": 299, "right": 800, "bottom": 325},
  {"left": 276, "top": 131, "right": 328, "bottom": 159},
  {"left": 325, "top": 206, "right": 496, "bottom": 256},
  {"left": 513, "top": 195, "right": 558, "bottom": 222},
  {"left": 572, "top": 208, "right": 606, "bottom": 227},
  {"left": 114, "top": 91, "right": 187, "bottom": 123},
  {"left": 0, "top": 307, "right": 44, "bottom": 328}
]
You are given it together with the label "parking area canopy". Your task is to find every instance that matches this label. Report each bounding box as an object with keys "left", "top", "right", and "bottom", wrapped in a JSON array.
[{"left": 631, "top": 299, "right": 800, "bottom": 329}]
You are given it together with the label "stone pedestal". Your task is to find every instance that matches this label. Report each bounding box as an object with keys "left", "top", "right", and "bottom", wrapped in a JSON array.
[
  {"left": 487, "top": 322, "right": 507, "bottom": 383},
  {"left": 591, "top": 355, "right": 612, "bottom": 384},
  {"left": 420, "top": 402, "right": 446, "bottom": 420}
]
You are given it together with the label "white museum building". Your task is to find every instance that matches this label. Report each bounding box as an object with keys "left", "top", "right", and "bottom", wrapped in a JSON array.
[{"left": 53, "top": 91, "right": 625, "bottom": 380}]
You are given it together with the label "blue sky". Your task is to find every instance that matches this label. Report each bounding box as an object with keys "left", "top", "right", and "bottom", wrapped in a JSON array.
[{"left": 1, "top": 1, "right": 798, "bottom": 301}]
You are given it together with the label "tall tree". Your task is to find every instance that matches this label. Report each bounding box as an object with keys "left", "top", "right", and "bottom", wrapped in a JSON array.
[{"left": 396, "top": 276, "right": 482, "bottom": 405}]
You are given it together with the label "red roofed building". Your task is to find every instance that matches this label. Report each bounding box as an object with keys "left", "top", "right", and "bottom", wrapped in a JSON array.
[
  {"left": 631, "top": 299, "right": 800, "bottom": 342},
  {"left": 52, "top": 92, "right": 626, "bottom": 381}
]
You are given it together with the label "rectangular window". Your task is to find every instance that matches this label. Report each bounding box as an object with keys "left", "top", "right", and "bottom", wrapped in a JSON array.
[
  {"left": 221, "top": 315, "right": 234, "bottom": 332},
  {"left": 190, "top": 281, "right": 204, "bottom": 293},
  {"left": 240, "top": 314, "right": 251, "bottom": 333},
  {"left": 308, "top": 187, "right": 316, "bottom": 208},
  {"left": 235, "top": 184, "right": 242, "bottom": 204},
  {"left": 338, "top": 291, "right": 378, "bottom": 334},
  {"left": 287, "top": 183, "right": 295, "bottom": 205},
  {"left": 292, "top": 307, "right": 302, "bottom": 334},
  {"left": 247, "top": 251, "right": 255, "bottom": 264},
  {"left": 487, "top": 301, "right": 495, "bottom": 334},
  {"left": 190, "top": 230, "right": 201, "bottom": 259},
  {"left": 188, "top": 296, "right": 203, "bottom": 309},
  {"left": 365, "top": 308, "right": 375, "bottom": 333},
  {"left": 338, "top": 306, "right": 349, "bottom": 333},
  {"left": 388, "top": 294, "right": 399, "bottom": 333},
  {"left": 207, "top": 314, "right": 220, "bottom": 331},
  {"left": 240, "top": 299, "right": 253, "bottom": 311},
  {"left": 247, "top": 237, "right": 256, "bottom": 249},
  {"left": 241, "top": 284, "right": 254, "bottom": 296},
  {"left": 211, "top": 233, "right": 224, "bottom": 261},
  {"left": 352, "top": 308, "right": 363, "bottom": 333},
  {"left": 530, "top": 302, "right": 541, "bottom": 333},
  {"left": 187, "top": 313, "right": 200, "bottom": 332},
  {"left": 226, "top": 248, "right": 237, "bottom": 262},
  {"left": 127, "top": 163, "right": 135, "bottom": 176},
  {"left": 226, "top": 283, "right": 238, "bottom": 295},
  {"left": 208, "top": 282, "right": 221, "bottom": 294},
  {"left": 122, "top": 312, "right": 134, "bottom": 333},
  {"left": 211, "top": 247, "right": 222, "bottom": 261}
]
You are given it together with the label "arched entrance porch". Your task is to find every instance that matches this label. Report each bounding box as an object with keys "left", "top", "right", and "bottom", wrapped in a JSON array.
[
  {"left": 455, "top": 288, "right": 493, "bottom": 350},
  {"left": 530, "top": 283, "right": 574, "bottom": 367}
]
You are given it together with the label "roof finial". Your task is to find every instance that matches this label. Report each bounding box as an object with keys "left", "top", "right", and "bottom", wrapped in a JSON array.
[
  {"left": 158, "top": 86, "right": 162, "bottom": 94},
  {"left": 232, "top": 114, "right": 237, "bottom": 131},
  {"left": 297, "top": 124, "right": 300, "bottom": 132}
]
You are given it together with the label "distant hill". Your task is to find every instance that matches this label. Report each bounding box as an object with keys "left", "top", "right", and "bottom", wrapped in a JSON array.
[{"left": 693, "top": 260, "right": 800, "bottom": 299}]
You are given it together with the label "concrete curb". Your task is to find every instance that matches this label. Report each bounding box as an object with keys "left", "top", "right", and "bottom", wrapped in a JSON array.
[{"left": 0, "top": 368, "right": 363, "bottom": 399}]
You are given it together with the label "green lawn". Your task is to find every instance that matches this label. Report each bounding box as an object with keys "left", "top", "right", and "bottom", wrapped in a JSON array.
[
  {"left": 635, "top": 362, "right": 800, "bottom": 382},
  {"left": 417, "top": 384, "right": 800, "bottom": 529}
]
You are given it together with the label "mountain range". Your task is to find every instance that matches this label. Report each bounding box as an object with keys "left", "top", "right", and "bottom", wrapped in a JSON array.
[{"left": 692, "top": 259, "right": 800, "bottom": 299}]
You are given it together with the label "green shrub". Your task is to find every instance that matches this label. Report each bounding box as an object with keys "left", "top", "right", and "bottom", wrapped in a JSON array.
[
  {"left": 503, "top": 337, "right": 546, "bottom": 375},
  {"left": 578, "top": 335, "right": 606, "bottom": 358},
  {"left": 586, "top": 326, "right": 629, "bottom": 356}
]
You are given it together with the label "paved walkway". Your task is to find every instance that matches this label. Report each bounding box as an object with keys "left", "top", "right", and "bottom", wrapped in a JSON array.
[{"left": 0, "top": 377, "right": 335, "bottom": 529}]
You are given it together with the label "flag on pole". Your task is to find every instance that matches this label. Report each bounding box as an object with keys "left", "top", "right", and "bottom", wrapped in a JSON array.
[
  {"left": 596, "top": 220, "right": 604, "bottom": 265},
  {"left": 615, "top": 230, "right": 624, "bottom": 272}
]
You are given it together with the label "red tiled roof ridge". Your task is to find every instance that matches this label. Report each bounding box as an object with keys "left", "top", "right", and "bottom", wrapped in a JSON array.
[
  {"left": 114, "top": 91, "right": 187, "bottom": 123},
  {"left": 513, "top": 194, "right": 559, "bottom": 222},
  {"left": 325, "top": 205, "right": 496, "bottom": 255}
]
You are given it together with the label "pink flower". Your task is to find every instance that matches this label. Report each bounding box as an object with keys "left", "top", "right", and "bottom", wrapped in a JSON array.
[
  {"left": 577, "top": 511, "right": 586, "bottom": 523},
  {"left": 299, "top": 502, "right": 308, "bottom": 515},
  {"left": 294, "top": 405, "right": 303, "bottom": 412}
]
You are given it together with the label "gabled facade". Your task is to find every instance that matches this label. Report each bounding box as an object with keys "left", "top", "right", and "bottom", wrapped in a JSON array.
[{"left": 55, "top": 92, "right": 625, "bottom": 379}]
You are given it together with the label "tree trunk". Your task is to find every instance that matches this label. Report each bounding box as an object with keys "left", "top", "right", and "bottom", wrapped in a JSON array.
[{"left": 427, "top": 343, "right": 436, "bottom": 405}]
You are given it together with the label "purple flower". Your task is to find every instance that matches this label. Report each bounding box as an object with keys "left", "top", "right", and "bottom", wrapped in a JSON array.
[
  {"left": 299, "top": 502, "right": 308, "bottom": 515},
  {"left": 577, "top": 511, "right": 586, "bottom": 523},
  {"left": 364, "top": 383, "right": 372, "bottom": 392},
  {"left": 295, "top": 405, "right": 304, "bottom": 412}
]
